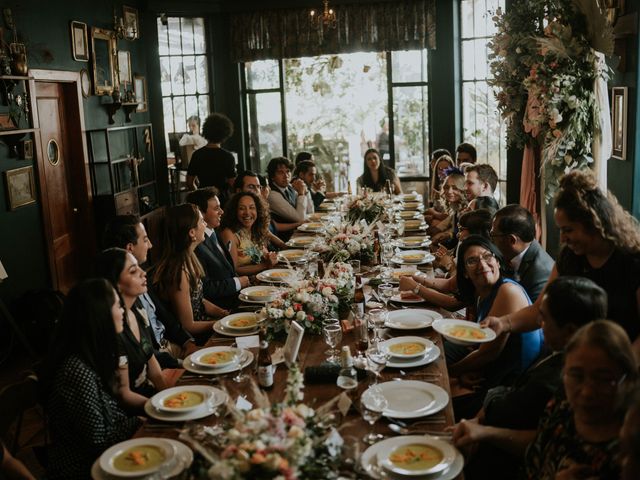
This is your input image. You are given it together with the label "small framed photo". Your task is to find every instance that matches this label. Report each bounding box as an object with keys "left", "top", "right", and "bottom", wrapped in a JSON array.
[
  {"left": 134, "top": 74, "right": 147, "bottom": 112},
  {"left": 4, "top": 166, "right": 36, "bottom": 210},
  {"left": 611, "top": 87, "right": 628, "bottom": 160},
  {"left": 18, "top": 139, "right": 33, "bottom": 160},
  {"left": 117, "top": 50, "right": 132, "bottom": 85},
  {"left": 284, "top": 320, "right": 305, "bottom": 366},
  {"left": 123, "top": 6, "right": 139, "bottom": 40},
  {"left": 70, "top": 21, "right": 89, "bottom": 62}
]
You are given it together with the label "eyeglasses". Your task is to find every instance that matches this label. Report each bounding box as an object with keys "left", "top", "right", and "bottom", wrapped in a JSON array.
[
  {"left": 563, "top": 371, "right": 627, "bottom": 392},
  {"left": 464, "top": 251, "right": 495, "bottom": 268}
]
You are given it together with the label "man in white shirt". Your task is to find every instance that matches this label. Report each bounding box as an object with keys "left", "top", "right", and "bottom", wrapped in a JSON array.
[
  {"left": 266, "top": 157, "right": 312, "bottom": 226},
  {"left": 464, "top": 164, "right": 499, "bottom": 211}
]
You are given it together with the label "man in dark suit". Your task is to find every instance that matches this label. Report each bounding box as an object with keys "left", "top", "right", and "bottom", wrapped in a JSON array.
[
  {"left": 103, "top": 215, "right": 196, "bottom": 368},
  {"left": 491, "top": 205, "right": 554, "bottom": 302},
  {"left": 186, "top": 187, "right": 250, "bottom": 309}
]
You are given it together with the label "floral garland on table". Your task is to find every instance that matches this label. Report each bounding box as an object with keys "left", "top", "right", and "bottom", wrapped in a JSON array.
[
  {"left": 345, "top": 193, "right": 386, "bottom": 224},
  {"left": 488, "top": 0, "right": 610, "bottom": 201},
  {"left": 320, "top": 222, "right": 375, "bottom": 263},
  {"left": 207, "top": 365, "right": 342, "bottom": 480}
]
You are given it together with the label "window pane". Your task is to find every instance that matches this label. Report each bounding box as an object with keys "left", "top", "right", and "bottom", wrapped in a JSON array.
[
  {"left": 168, "top": 17, "right": 182, "bottom": 55},
  {"left": 181, "top": 18, "right": 195, "bottom": 55},
  {"left": 163, "top": 97, "right": 175, "bottom": 139},
  {"left": 246, "top": 60, "right": 280, "bottom": 90},
  {"left": 196, "top": 55, "right": 209, "bottom": 93},
  {"left": 460, "top": 0, "right": 474, "bottom": 37},
  {"left": 473, "top": 0, "right": 488, "bottom": 37},
  {"left": 473, "top": 38, "right": 489, "bottom": 80},
  {"left": 393, "top": 86, "right": 428, "bottom": 174},
  {"left": 391, "top": 50, "right": 427, "bottom": 83},
  {"left": 246, "top": 92, "right": 283, "bottom": 172},
  {"left": 185, "top": 96, "right": 199, "bottom": 124},
  {"left": 173, "top": 97, "right": 186, "bottom": 135},
  {"left": 159, "top": 57, "right": 172, "bottom": 96},
  {"left": 193, "top": 18, "right": 206, "bottom": 54},
  {"left": 461, "top": 40, "right": 475, "bottom": 81},
  {"left": 183, "top": 56, "right": 197, "bottom": 95},
  {"left": 198, "top": 95, "right": 210, "bottom": 120},
  {"left": 157, "top": 19, "right": 169, "bottom": 55},
  {"left": 486, "top": 0, "right": 501, "bottom": 36},
  {"left": 170, "top": 57, "right": 184, "bottom": 95}
]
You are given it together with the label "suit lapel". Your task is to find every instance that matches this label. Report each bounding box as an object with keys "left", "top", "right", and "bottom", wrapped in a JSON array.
[
  {"left": 207, "top": 232, "right": 235, "bottom": 273},
  {"left": 518, "top": 242, "right": 537, "bottom": 279}
]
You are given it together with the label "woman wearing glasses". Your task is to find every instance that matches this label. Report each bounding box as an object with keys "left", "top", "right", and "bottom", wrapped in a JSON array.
[
  {"left": 448, "top": 235, "right": 543, "bottom": 418},
  {"left": 483, "top": 170, "right": 640, "bottom": 361}
]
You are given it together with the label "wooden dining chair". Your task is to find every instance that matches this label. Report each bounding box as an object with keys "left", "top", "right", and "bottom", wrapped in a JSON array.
[{"left": 0, "top": 372, "right": 39, "bottom": 454}]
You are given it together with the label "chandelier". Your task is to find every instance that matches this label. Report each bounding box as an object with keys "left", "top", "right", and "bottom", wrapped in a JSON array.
[
  {"left": 310, "top": 0, "right": 337, "bottom": 29},
  {"left": 113, "top": 8, "right": 137, "bottom": 40}
]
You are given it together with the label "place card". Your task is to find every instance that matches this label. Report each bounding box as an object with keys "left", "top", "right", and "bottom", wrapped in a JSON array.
[
  {"left": 235, "top": 395, "right": 253, "bottom": 411},
  {"left": 235, "top": 334, "right": 260, "bottom": 349},
  {"left": 284, "top": 321, "right": 305, "bottom": 365},
  {"left": 337, "top": 392, "right": 352, "bottom": 416}
]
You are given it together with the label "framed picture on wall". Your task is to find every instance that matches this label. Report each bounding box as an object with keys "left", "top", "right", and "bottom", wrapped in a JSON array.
[
  {"left": 70, "top": 21, "right": 89, "bottom": 62},
  {"left": 123, "top": 6, "right": 140, "bottom": 40},
  {"left": 118, "top": 50, "right": 132, "bottom": 85},
  {"left": 134, "top": 75, "right": 147, "bottom": 112},
  {"left": 611, "top": 87, "right": 628, "bottom": 160},
  {"left": 4, "top": 166, "right": 36, "bottom": 210}
]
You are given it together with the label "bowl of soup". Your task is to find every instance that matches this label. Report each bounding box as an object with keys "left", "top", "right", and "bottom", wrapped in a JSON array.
[
  {"left": 101, "top": 438, "right": 176, "bottom": 477},
  {"left": 241, "top": 286, "right": 281, "bottom": 302},
  {"left": 191, "top": 347, "right": 241, "bottom": 369},
  {"left": 432, "top": 319, "right": 497, "bottom": 346},
  {"left": 381, "top": 336, "right": 434, "bottom": 359}
]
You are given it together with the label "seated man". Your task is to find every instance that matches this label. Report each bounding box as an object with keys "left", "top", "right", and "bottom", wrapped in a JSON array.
[
  {"left": 293, "top": 160, "right": 324, "bottom": 210},
  {"left": 464, "top": 164, "right": 498, "bottom": 211},
  {"left": 456, "top": 142, "right": 477, "bottom": 166},
  {"left": 103, "top": 215, "right": 196, "bottom": 368},
  {"left": 185, "top": 187, "right": 250, "bottom": 309},
  {"left": 490, "top": 205, "right": 553, "bottom": 302},
  {"left": 266, "top": 157, "right": 312, "bottom": 237}
]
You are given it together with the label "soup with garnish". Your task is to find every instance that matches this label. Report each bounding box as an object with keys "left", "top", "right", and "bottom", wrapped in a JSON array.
[
  {"left": 389, "top": 444, "right": 443, "bottom": 471},
  {"left": 200, "top": 350, "right": 237, "bottom": 365},
  {"left": 447, "top": 325, "right": 486, "bottom": 340},
  {"left": 163, "top": 391, "right": 204, "bottom": 409},
  {"left": 403, "top": 254, "right": 425, "bottom": 261},
  {"left": 248, "top": 289, "right": 272, "bottom": 298},
  {"left": 389, "top": 342, "right": 425, "bottom": 356},
  {"left": 269, "top": 271, "right": 291, "bottom": 278},
  {"left": 228, "top": 316, "right": 257, "bottom": 328},
  {"left": 404, "top": 220, "right": 422, "bottom": 228},
  {"left": 113, "top": 445, "right": 166, "bottom": 472},
  {"left": 282, "top": 252, "right": 303, "bottom": 259}
]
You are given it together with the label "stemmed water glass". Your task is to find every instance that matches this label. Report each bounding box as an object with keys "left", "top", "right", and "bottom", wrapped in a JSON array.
[
  {"left": 365, "top": 345, "right": 389, "bottom": 384},
  {"left": 381, "top": 243, "right": 395, "bottom": 267},
  {"left": 231, "top": 342, "right": 249, "bottom": 383},
  {"left": 361, "top": 386, "right": 388, "bottom": 444},
  {"left": 322, "top": 319, "right": 342, "bottom": 364},
  {"left": 368, "top": 308, "right": 386, "bottom": 344},
  {"left": 378, "top": 283, "right": 394, "bottom": 311}
]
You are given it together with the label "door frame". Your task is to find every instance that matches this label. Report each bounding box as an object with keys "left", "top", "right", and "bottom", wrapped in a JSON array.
[{"left": 29, "top": 69, "right": 95, "bottom": 290}]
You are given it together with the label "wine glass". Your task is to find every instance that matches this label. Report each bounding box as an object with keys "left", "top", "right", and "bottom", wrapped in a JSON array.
[
  {"left": 368, "top": 308, "right": 386, "bottom": 344},
  {"left": 378, "top": 283, "right": 394, "bottom": 311},
  {"left": 366, "top": 346, "right": 389, "bottom": 384},
  {"left": 323, "top": 319, "right": 342, "bottom": 364},
  {"left": 354, "top": 313, "right": 369, "bottom": 366},
  {"left": 361, "top": 386, "right": 388, "bottom": 444},
  {"left": 381, "top": 243, "right": 395, "bottom": 267},
  {"left": 231, "top": 343, "right": 249, "bottom": 383}
]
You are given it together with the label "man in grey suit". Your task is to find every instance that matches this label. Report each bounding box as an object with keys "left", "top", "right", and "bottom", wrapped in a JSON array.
[
  {"left": 491, "top": 205, "right": 554, "bottom": 302},
  {"left": 186, "top": 187, "right": 250, "bottom": 309}
]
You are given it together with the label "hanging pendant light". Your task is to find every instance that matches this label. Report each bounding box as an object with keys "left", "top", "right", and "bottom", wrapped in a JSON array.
[{"left": 310, "top": 0, "right": 337, "bottom": 30}]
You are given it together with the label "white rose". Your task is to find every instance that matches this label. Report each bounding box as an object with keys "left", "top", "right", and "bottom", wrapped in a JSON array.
[
  {"left": 322, "top": 287, "right": 333, "bottom": 297},
  {"left": 284, "top": 307, "right": 295, "bottom": 319},
  {"left": 296, "top": 310, "right": 306, "bottom": 321},
  {"left": 294, "top": 404, "right": 314, "bottom": 418},
  {"left": 288, "top": 425, "right": 305, "bottom": 439},
  {"left": 247, "top": 409, "right": 264, "bottom": 421},
  {"left": 208, "top": 462, "right": 235, "bottom": 480}
]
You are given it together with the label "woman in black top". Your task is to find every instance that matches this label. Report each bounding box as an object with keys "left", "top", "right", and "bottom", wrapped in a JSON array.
[
  {"left": 356, "top": 148, "right": 402, "bottom": 194},
  {"left": 96, "top": 248, "right": 166, "bottom": 410},
  {"left": 42, "top": 279, "right": 141, "bottom": 480}
]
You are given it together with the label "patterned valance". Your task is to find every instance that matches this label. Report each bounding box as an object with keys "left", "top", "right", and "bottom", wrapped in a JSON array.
[{"left": 230, "top": 0, "right": 436, "bottom": 62}]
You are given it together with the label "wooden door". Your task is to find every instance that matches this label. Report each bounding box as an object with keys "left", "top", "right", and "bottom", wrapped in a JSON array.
[{"left": 34, "top": 81, "right": 87, "bottom": 293}]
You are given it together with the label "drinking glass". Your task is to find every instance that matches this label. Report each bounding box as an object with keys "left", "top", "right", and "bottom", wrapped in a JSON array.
[
  {"left": 366, "top": 346, "right": 389, "bottom": 384},
  {"left": 354, "top": 313, "right": 369, "bottom": 363},
  {"left": 348, "top": 259, "right": 361, "bottom": 274},
  {"left": 361, "top": 386, "right": 388, "bottom": 444},
  {"left": 231, "top": 344, "right": 249, "bottom": 383},
  {"left": 306, "top": 251, "right": 319, "bottom": 278},
  {"left": 395, "top": 221, "right": 405, "bottom": 237},
  {"left": 381, "top": 244, "right": 395, "bottom": 267},
  {"left": 380, "top": 266, "right": 393, "bottom": 284},
  {"left": 378, "top": 283, "right": 394, "bottom": 310},
  {"left": 323, "top": 320, "right": 342, "bottom": 363},
  {"left": 368, "top": 308, "right": 386, "bottom": 344}
]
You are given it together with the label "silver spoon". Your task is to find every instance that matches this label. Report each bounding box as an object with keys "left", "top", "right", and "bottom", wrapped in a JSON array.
[{"left": 387, "top": 423, "right": 452, "bottom": 437}]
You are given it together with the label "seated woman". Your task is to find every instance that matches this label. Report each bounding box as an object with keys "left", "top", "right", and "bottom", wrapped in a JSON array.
[
  {"left": 96, "top": 248, "right": 166, "bottom": 409},
  {"left": 427, "top": 154, "right": 454, "bottom": 217},
  {"left": 399, "top": 209, "right": 492, "bottom": 311},
  {"left": 220, "top": 191, "right": 278, "bottom": 276},
  {"left": 447, "top": 236, "right": 543, "bottom": 418},
  {"left": 153, "top": 204, "right": 229, "bottom": 341},
  {"left": 428, "top": 170, "right": 468, "bottom": 247},
  {"left": 179, "top": 115, "right": 207, "bottom": 150},
  {"left": 452, "top": 276, "right": 608, "bottom": 480},
  {"left": 42, "top": 279, "right": 141, "bottom": 479},
  {"left": 356, "top": 148, "right": 402, "bottom": 194}
]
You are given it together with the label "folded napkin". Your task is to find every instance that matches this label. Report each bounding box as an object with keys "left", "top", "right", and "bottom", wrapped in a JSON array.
[{"left": 304, "top": 363, "right": 367, "bottom": 384}]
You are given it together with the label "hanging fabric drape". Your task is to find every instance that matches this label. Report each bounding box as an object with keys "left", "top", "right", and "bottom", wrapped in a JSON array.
[
  {"left": 591, "top": 50, "right": 612, "bottom": 192},
  {"left": 229, "top": 0, "right": 436, "bottom": 62},
  {"left": 520, "top": 143, "right": 542, "bottom": 242}
]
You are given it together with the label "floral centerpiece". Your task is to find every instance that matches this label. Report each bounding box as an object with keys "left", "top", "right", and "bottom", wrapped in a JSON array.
[
  {"left": 207, "top": 365, "right": 343, "bottom": 480},
  {"left": 488, "top": 0, "right": 611, "bottom": 200},
  {"left": 319, "top": 222, "right": 375, "bottom": 264},
  {"left": 346, "top": 193, "right": 386, "bottom": 224}
]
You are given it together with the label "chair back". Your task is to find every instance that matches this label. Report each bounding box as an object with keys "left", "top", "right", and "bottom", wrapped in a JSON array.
[{"left": 0, "top": 373, "right": 38, "bottom": 448}]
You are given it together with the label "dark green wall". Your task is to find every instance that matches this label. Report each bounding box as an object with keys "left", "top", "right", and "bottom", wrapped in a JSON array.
[{"left": 0, "top": 0, "right": 155, "bottom": 304}]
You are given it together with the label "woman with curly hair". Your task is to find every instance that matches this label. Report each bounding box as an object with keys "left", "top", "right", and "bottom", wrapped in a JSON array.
[
  {"left": 186, "top": 113, "right": 237, "bottom": 206},
  {"left": 356, "top": 148, "right": 402, "bottom": 194},
  {"left": 220, "top": 191, "right": 278, "bottom": 276},
  {"left": 153, "top": 204, "right": 229, "bottom": 340},
  {"left": 428, "top": 169, "right": 469, "bottom": 247},
  {"left": 484, "top": 169, "right": 640, "bottom": 360}
]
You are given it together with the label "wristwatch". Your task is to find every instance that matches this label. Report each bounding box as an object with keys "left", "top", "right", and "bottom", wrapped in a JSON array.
[{"left": 413, "top": 283, "right": 421, "bottom": 295}]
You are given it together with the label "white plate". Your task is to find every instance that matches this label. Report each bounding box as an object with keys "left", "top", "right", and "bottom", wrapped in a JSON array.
[
  {"left": 144, "top": 388, "right": 226, "bottom": 422},
  {"left": 362, "top": 380, "right": 449, "bottom": 419},
  {"left": 397, "top": 210, "right": 422, "bottom": 219},
  {"left": 93, "top": 439, "right": 193, "bottom": 480},
  {"left": 298, "top": 222, "right": 324, "bottom": 233},
  {"left": 402, "top": 221, "right": 428, "bottom": 231},
  {"left": 400, "top": 201, "right": 424, "bottom": 210},
  {"left": 385, "top": 309, "right": 443, "bottom": 330},
  {"left": 385, "top": 267, "right": 418, "bottom": 284},
  {"left": 308, "top": 212, "right": 329, "bottom": 221},
  {"left": 380, "top": 336, "right": 435, "bottom": 359},
  {"left": 213, "top": 321, "right": 258, "bottom": 337},
  {"left": 240, "top": 286, "right": 282, "bottom": 303},
  {"left": 360, "top": 435, "right": 463, "bottom": 480},
  {"left": 286, "top": 236, "right": 317, "bottom": 247},
  {"left": 317, "top": 202, "right": 337, "bottom": 211},
  {"left": 220, "top": 312, "right": 259, "bottom": 331},
  {"left": 183, "top": 350, "right": 254, "bottom": 375},
  {"left": 397, "top": 193, "right": 421, "bottom": 202},
  {"left": 150, "top": 385, "right": 214, "bottom": 413},
  {"left": 99, "top": 437, "right": 176, "bottom": 477},
  {"left": 190, "top": 346, "right": 241, "bottom": 368},
  {"left": 392, "top": 250, "right": 435, "bottom": 265},
  {"left": 386, "top": 344, "right": 441, "bottom": 368},
  {"left": 256, "top": 268, "right": 296, "bottom": 283},
  {"left": 379, "top": 435, "right": 457, "bottom": 476},
  {"left": 432, "top": 319, "right": 497, "bottom": 346},
  {"left": 390, "top": 293, "right": 426, "bottom": 304},
  {"left": 277, "top": 249, "right": 306, "bottom": 263},
  {"left": 239, "top": 293, "right": 274, "bottom": 304},
  {"left": 394, "top": 237, "right": 432, "bottom": 249}
]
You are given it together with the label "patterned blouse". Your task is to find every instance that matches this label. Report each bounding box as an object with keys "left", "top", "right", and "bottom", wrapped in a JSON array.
[
  {"left": 46, "top": 356, "right": 140, "bottom": 479},
  {"left": 524, "top": 396, "right": 622, "bottom": 479},
  {"left": 190, "top": 276, "right": 206, "bottom": 321},
  {"left": 235, "top": 228, "right": 264, "bottom": 267}
]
